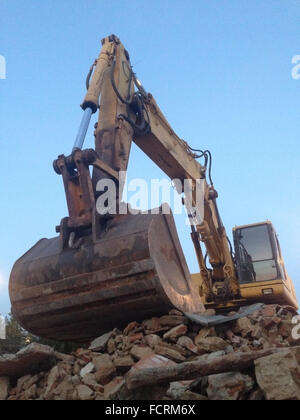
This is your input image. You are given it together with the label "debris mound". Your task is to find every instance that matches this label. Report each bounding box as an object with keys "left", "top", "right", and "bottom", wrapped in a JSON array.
[{"left": 1, "top": 304, "right": 300, "bottom": 400}]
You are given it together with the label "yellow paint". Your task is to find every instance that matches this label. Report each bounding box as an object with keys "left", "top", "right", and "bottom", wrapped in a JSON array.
[{"left": 192, "top": 272, "right": 298, "bottom": 311}]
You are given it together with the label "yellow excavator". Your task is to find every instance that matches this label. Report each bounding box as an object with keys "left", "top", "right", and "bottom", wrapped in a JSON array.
[{"left": 9, "top": 35, "right": 298, "bottom": 343}]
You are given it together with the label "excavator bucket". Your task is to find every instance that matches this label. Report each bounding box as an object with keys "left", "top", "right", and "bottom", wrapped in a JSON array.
[{"left": 9, "top": 208, "right": 204, "bottom": 343}]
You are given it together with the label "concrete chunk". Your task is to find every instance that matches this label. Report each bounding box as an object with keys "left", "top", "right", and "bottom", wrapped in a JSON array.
[
  {"left": 130, "top": 345, "right": 154, "bottom": 361},
  {"left": 163, "top": 324, "right": 188, "bottom": 341},
  {"left": 0, "top": 376, "right": 10, "bottom": 400},
  {"left": 0, "top": 343, "right": 57, "bottom": 378},
  {"left": 255, "top": 349, "right": 300, "bottom": 400},
  {"left": 80, "top": 362, "right": 95, "bottom": 378},
  {"left": 76, "top": 384, "right": 94, "bottom": 401},
  {"left": 196, "top": 337, "right": 228, "bottom": 354},
  {"left": 89, "top": 331, "right": 113, "bottom": 352},
  {"left": 207, "top": 372, "right": 254, "bottom": 400}
]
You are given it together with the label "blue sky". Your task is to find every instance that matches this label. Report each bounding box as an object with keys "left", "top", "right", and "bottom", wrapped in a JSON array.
[{"left": 0, "top": 0, "right": 299, "bottom": 315}]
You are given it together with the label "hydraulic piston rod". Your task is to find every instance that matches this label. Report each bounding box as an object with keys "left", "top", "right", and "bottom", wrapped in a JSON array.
[
  {"left": 73, "top": 107, "right": 93, "bottom": 150},
  {"left": 73, "top": 36, "right": 116, "bottom": 151}
]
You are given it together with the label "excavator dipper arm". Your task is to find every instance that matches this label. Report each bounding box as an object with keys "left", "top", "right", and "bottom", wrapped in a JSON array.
[{"left": 132, "top": 93, "right": 240, "bottom": 302}]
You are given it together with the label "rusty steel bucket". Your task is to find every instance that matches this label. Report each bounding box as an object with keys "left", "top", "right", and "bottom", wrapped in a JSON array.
[{"left": 9, "top": 208, "right": 204, "bottom": 342}]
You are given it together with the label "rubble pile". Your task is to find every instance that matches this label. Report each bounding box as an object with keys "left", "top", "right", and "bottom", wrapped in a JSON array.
[{"left": 1, "top": 304, "right": 300, "bottom": 400}]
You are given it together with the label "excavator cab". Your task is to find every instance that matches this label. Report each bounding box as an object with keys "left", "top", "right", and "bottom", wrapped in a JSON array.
[
  {"left": 233, "top": 221, "right": 298, "bottom": 308},
  {"left": 193, "top": 221, "right": 297, "bottom": 310}
]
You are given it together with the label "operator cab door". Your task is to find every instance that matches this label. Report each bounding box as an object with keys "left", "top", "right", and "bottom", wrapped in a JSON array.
[{"left": 233, "top": 222, "right": 285, "bottom": 285}]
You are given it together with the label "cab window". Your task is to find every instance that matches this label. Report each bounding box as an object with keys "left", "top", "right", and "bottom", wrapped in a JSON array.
[{"left": 234, "top": 224, "right": 278, "bottom": 284}]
